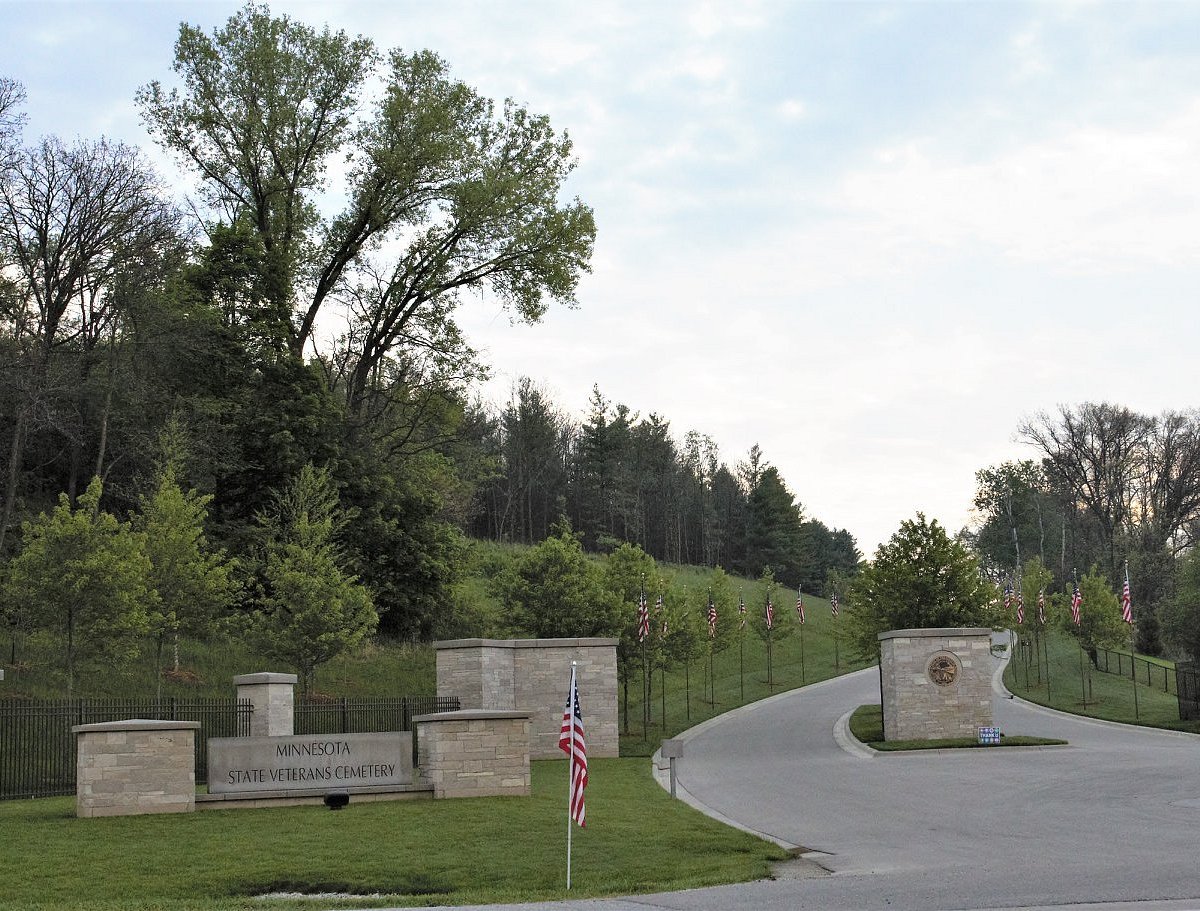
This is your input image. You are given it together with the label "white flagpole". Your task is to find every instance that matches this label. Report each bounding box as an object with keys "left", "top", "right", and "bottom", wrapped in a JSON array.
[{"left": 566, "top": 661, "right": 576, "bottom": 890}]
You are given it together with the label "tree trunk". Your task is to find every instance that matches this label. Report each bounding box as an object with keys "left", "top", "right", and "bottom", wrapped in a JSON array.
[{"left": 0, "top": 413, "right": 26, "bottom": 556}]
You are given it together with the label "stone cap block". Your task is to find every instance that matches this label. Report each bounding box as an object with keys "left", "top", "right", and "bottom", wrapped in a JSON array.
[
  {"left": 877, "top": 627, "right": 993, "bottom": 641},
  {"left": 413, "top": 709, "right": 532, "bottom": 723},
  {"left": 233, "top": 672, "right": 298, "bottom": 686},
  {"left": 433, "top": 638, "right": 618, "bottom": 649},
  {"left": 72, "top": 719, "right": 202, "bottom": 734}
]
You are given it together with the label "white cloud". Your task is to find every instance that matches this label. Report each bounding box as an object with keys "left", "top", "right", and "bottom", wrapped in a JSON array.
[{"left": 836, "top": 101, "right": 1200, "bottom": 271}]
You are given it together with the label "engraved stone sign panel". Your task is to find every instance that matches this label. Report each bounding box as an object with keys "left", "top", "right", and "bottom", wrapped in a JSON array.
[{"left": 208, "top": 732, "right": 412, "bottom": 793}]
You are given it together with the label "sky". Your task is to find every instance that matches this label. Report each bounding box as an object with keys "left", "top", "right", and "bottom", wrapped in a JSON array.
[{"left": 3, "top": 0, "right": 1199, "bottom": 556}]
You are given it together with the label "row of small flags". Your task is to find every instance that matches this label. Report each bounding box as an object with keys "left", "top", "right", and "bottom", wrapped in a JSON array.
[
  {"left": 1002, "top": 564, "right": 1135, "bottom": 628},
  {"left": 638, "top": 586, "right": 838, "bottom": 639}
]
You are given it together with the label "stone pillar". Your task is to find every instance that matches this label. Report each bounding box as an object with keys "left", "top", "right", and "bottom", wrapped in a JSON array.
[
  {"left": 73, "top": 719, "right": 200, "bottom": 817},
  {"left": 434, "top": 638, "right": 619, "bottom": 758},
  {"left": 234, "top": 672, "right": 297, "bottom": 737},
  {"left": 414, "top": 710, "right": 531, "bottom": 799},
  {"left": 878, "top": 627, "right": 994, "bottom": 741}
]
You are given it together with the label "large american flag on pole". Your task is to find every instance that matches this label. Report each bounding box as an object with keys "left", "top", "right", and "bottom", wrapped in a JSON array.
[
  {"left": 1071, "top": 583, "right": 1082, "bottom": 626},
  {"left": 1003, "top": 584, "right": 1013, "bottom": 613},
  {"left": 656, "top": 594, "right": 667, "bottom": 636},
  {"left": 796, "top": 590, "right": 805, "bottom": 624},
  {"left": 1038, "top": 588, "right": 1046, "bottom": 625},
  {"left": 765, "top": 597, "right": 775, "bottom": 631},
  {"left": 738, "top": 594, "right": 746, "bottom": 630},
  {"left": 707, "top": 597, "right": 718, "bottom": 638},
  {"left": 558, "top": 666, "right": 587, "bottom": 828},
  {"left": 831, "top": 595, "right": 840, "bottom": 618},
  {"left": 1016, "top": 592, "right": 1025, "bottom": 625},
  {"left": 1121, "top": 569, "right": 1133, "bottom": 624},
  {"left": 637, "top": 589, "right": 649, "bottom": 643}
]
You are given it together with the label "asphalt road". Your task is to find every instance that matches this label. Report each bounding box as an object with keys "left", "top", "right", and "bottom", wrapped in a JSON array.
[{"left": 379, "top": 648, "right": 1200, "bottom": 911}]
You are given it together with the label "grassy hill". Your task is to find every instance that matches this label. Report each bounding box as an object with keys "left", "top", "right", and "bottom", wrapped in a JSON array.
[{"left": 1, "top": 539, "right": 869, "bottom": 756}]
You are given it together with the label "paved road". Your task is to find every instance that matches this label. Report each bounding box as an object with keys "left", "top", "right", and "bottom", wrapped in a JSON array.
[
  {"left": 380, "top": 650, "right": 1200, "bottom": 911},
  {"left": 667, "top": 652, "right": 1200, "bottom": 910}
]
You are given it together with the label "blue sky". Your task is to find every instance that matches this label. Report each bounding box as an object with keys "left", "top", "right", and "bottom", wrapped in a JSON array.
[{"left": 4, "top": 1, "right": 1199, "bottom": 555}]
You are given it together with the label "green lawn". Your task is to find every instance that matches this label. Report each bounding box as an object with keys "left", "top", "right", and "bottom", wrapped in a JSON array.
[
  {"left": 847, "top": 704, "right": 1065, "bottom": 751},
  {"left": 621, "top": 578, "right": 868, "bottom": 756},
  {"left": 0, "top": 758, "right": 787, "bottom": 911},
  {"left": 1004, "top": 630, "right": 1200, "bottom": 733}
]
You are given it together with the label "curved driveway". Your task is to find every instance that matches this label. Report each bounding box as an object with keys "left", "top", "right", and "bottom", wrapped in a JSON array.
[
  {"left": 669, "top": 656, "right": 1200, "bottom": 910},
  {"left": 386, "top": 650, "right": 1200, "bottom": 911}
]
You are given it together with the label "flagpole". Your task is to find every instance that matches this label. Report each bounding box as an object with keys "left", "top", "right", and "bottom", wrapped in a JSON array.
[
  {"left": 565, "top": 662, "right": 575, "bottom": 891},
  {"left": 1126, "top": 561, "right": 1139, "bottom": 722}
]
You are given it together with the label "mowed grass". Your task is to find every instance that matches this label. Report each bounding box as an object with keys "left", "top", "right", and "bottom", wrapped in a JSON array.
[
  {"left": 0, "top": 758, "right": 787, "bottom": 911},
  {"left": 622, "top": 569, "right": 869, "bottom": 756},
  {"left": 1003, "top": 630, "right": 1200, "bottom": 732},
  {"left": 847, "top": 704, "right": 1066, "bottom": 751}
]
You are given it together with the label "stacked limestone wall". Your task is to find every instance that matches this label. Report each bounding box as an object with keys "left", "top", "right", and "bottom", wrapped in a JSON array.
[
  {"left": 73, "top": 720, "right": 200, "bottom": 817},
  {"left": 878, "top": 628, "right": 993, "bottom": 741},
  {"left": 414, "top": 710, "right": 531, "bottom": 798},
  {"left": 435, "top": 638, "right": 618, "bottom": 758}
]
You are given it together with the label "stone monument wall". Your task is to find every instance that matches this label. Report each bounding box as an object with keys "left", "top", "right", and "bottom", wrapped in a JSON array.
[
  {"left": 73, "top": 719, "right": 200, "bottom": 817},
  {"left": 878, "top": 628, "right": 993, "bottom": 741},
  {"left": 415, "top": 710, "right": 531, "bottom": 798},
  {"left": 435, "top": 638, "right": 618, "bottom": 758}
]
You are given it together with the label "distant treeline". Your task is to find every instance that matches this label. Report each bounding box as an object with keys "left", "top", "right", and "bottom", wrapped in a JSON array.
[{"left": 465, "top": 381, "right": 861, "bottom": 593}]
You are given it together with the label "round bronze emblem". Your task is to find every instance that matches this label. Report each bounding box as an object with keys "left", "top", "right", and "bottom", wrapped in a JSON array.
[{"left": 928, "top": 655, "right": 958, "bottom": 687}]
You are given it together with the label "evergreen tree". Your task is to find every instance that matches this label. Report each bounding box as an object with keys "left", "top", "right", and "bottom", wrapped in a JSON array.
[
  {"left": 251, "top": 464, "right": 377, "bottom": 692},
  {"left": 134, "top": 454, "right": 237, "bottom": 694},
  {"left": 745, "top": 465, "right": 806, "bottom": 586}
]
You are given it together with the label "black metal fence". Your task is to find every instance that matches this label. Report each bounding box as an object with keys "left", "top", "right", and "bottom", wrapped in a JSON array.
[
  {"left": 0, "top": 694, "right": 460, "bottom": 801},
  {"left": 295, "top": 695, "right": 459, "bottom": 735},
  {"left": 0, "top": 697, "right": 252, "bottom": 800},
  {"left": 1094, "top": 646, "right": 1177, "bottom": 695},
  {"left": 1178, "top": 662, "right": 1200, "bottom": 721}
]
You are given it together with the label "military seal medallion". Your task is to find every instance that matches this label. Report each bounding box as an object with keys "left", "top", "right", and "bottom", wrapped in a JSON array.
[{"left": 928, "top": 655, "right": 958, "bottom": 686}]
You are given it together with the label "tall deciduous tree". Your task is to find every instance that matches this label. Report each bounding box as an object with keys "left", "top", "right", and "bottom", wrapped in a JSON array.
[
  {"left": 0, "top": 133, "right": 177, "bottom": 552},
  {"left": 138, "top": 3, "right": 595, "bottom": 408},
  {"left": 845, "top": 513, "right": 997, "bottom": 661}
]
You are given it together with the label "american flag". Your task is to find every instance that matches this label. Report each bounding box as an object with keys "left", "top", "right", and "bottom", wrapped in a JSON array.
[
  {"left": 637, "top": 589, "right": 649, "bottom": 643},
  {"left": 657, "top": 594, "right": 667, "bottom": 636},
  {"left": 1121, "top": 571, "right": 1133, "bottom": 624},
  {"left": 1038, "top": 588, "right": 1046, "bottom": 625},
  {"left": 831, "top": 595, "right": 840, "bottom": 618},
  {"left": 558, "top": 668, "right": 587, "bottom": 828},
  {"left": 1003, "top": 585, "right": 1013, "bottom": 612},
  {"left": 738, "top": 595, "right": 746, "bottom": 630},
  {"left": 1071, "top": 583, "right": 1082, "bottom": 626},
  {"left": 707, "top": 597, "right": 718, "bottom": 638},
  {"left": 796, "top": 590, "right": 805, "bottom": 624},
  {"left": 1016, "top": 592, "right": 1025, "bottom": 625},
  {"left": 766, "top": 597, "right": 774, "bottom": 631}
]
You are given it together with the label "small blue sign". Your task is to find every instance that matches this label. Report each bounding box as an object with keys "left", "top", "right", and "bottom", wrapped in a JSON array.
[{"left": 978, "top": 726, "right": 1001, "bottom": 745}]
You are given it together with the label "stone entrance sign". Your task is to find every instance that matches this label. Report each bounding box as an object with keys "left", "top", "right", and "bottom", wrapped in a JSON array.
[
  {"left": 878, "top": 627, "right": 993, "bottom": 741},
  {"left": 207, "top": 732, "right": 412, "bottom": 794}
]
